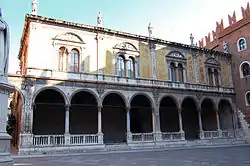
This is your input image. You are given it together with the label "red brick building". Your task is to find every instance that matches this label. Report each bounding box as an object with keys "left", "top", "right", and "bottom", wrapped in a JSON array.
[{"left": 199, "top": 3, "right": 250, "bottom": 124}]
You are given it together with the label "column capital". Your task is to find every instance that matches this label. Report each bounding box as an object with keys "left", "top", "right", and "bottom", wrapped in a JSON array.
[
  {"left": 98, "top": 105, "right": 103, "bottom": 111},
  {"left": 126, "top": 106, "right": 131, "bottom": 112},
  {"left": 177, "top": 107, "right": 182, "bottom": 114},
  {"left": 65, "top": 104, "right": 70, "bottom": 111}
]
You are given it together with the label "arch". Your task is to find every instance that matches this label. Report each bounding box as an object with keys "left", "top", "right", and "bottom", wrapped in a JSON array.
[
  {"left": 69, "top": 89, "right": 100, "bottom": 106},
  {"left": 129, "top": 92, "right": 154, "bottom": 108},
  {"left": 32, "top": 86, "right": 69, "bottom": 105},
  {"left": 130, "top": 93, "right": 153, "bottom": 134},
  {"left": 101, "top": 91, "right": 129, "bottom": 107},
  {"left": 181, "top": 96, "right": 200, "bottom": 140},
  {"left": 200, "top": 97, "right": 217, "bottom": 110},
  {"left": 159, "top": 96, "right": 179, "bottom": 132},
  {"left": 181, "top": 96, "right": 200, "bottom": 110},
  {"left": 159, "top": 95, "right": 179, "bottom": 108},
  {"left": 218, "top": 99, "right": 234, "bottom": 130},
  {"left": 245, "top": 91, "right": 250, "bottom": 106},
  {"left": 200, "top": 98, "right": 218, "bottom": 131},
  {"left": 55, "top": 32, "right": 84, "bottom": 43},
  {"left": 237, "top": 37, "right": 247, "bottom": 51},
  {"left": 239, "top": 61, "right": 250, "bottom": 78},
  {"left": 102, "top": 92, "right": 127, "bottom": 143}
]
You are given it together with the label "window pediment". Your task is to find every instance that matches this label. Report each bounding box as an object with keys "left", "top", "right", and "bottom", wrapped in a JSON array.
[
  {"left": 205, "top": 58, "right": 220, "bottom": 66},
  {"left": 114, "top": 42, "right": 138, "bottom": 52},
  {"left": 54, "top": 32, "right": 85, "bottom": 44},
  {"left": 166, "top": 51, "right": 186, "bottom": 60}
]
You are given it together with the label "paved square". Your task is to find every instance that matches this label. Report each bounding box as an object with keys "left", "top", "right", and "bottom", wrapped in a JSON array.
[{"left": 14, "top": 146, "right": 250, "bottom": 166}]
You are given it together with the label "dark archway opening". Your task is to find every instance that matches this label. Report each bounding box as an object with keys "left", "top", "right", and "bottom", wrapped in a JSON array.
[
  {"left": 130, "top": 95, "right": 152, "bottom": 133},
  {"left": 33, "top": 89, "right": 65, "bottom": 135},
  {"left": 181, "top": 97, "right": 199, "bottom": 140},
  {"left": 159, "top": 96, "right": 179, "bottom": 132},
  {"left": 201, "top": 98, "right": 217, "bottom": 131},
  {"left": 70, "top": 91, "right": 98, "bottom": 134},
  {"left": 218, "top": 100, "right": 234, "bottom": 130},
  {"left": 102, "top": 93, "right": 126, "bottom": 144}
]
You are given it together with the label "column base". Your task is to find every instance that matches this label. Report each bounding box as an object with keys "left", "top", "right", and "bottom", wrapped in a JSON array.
[
  {"left": 217, "top": 129, "right": 222, "bottom": 138},
  {"left": 180, "top": 130, "right": 185, "bottom": 140},
  {"left": 64, "top": 134, "right": 70, "bottom": 145},
  {"left": 126, "top": 132, "right": 132, "bottom": 143},
  {"left": 199, "top": 130, "right": 204, "bottom": 139},
  {"left": 97, "top": 132, "right": 103, "bottom": 144},
  {"left": 20, "top": 133, "right": 33, "bottom": 148},
  {"left": 0, "top": 133, "right": 13, "bottom": 165},
  {"left": 155, "top": 132, "right": 162, "bottom": 141}
]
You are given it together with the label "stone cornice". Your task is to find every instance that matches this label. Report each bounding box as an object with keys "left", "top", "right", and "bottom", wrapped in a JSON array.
[{"left": 22, "top": 14, "right": 231, "bottom": 58}]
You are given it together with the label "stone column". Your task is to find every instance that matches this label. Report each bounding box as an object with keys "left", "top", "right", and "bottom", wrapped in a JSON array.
[
  {"left": 126, "top": 106, "right": 132, "bottom": 143},
  {"left": 149, "top": 42, "right": 157, "bottom": 79},
  {"left": 153, "top": 106, "right": 162, "bottom": 141},
  {"left": 178, "top": 108, "right": 185, "bottom": 140},
  {"left": 215, "top": 110, "right": 222, "bottom": 137},
  {"left": 97, "top": 106, "right": 103, "bottom": 144},
  {"left": 198, "top": 109, "right": 204, "bottom": 139},
  {"left": 64, "top": 105, "right": 70, "bottom": 145}
]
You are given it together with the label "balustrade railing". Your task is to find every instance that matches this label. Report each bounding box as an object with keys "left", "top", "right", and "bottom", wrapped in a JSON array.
[
  {"left": 203, "top": 131, "right": 220, "bottom": 139},
  {"left": 161, "top": 132, "right": 182, "bottom": 141},
  {"left": 70, "top": 134, "right": 98, "bottom": 145},
  {"left": 131, "top": 133, "right": 155, "bottom": 142},
  {"left": 25, "top": 68, "right": 234, "bottom": 93},
  {"left": 33, "top": 135, "right": 65, "bottom": 146}
]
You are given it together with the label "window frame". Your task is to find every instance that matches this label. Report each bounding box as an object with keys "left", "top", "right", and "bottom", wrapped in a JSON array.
[
  {"left": 237, "top": 38, "right": 247, "bottom": 52},
  {"left": 245, "top": 91, "right": 250, "bottom": 106},
  {"left": 239, "top": 61, "right": 250, "bottom": 78}
]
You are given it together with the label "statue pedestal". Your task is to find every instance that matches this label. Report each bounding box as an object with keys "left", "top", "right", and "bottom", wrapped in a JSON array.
[{"left": 0, "top": 80, "right": 14, "bottom": 166}]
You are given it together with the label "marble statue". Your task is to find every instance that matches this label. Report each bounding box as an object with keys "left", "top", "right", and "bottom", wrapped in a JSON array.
[
  {"left": 0, "top": 9, "right": 10, "bottom": 77},
  {"left": 223, "top": 41, "right": 229, "bottom": 53},
  {"left": 97, "top": 12, "right": 103, "bottom": 27},
  {"left": 148, "top": 22, "right": 153, "bottom": 37},
  {"left": 190, "top": 33, "right": 194, "bottom": 46}
]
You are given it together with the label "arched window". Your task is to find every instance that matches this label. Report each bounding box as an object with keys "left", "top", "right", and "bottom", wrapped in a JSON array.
[
  {"left": 127, "top": 57, "right": 135, "bottom": 78},
  {"left": 70, "top": 49, "right": 80, "bottom": 72},
  {"left": 170, "top": 62, "right": 176, "bottom": 82},
  {"left": 117, "top": 55, "right": 125, "bottom": 77},
  {"left": 214, "top": 69, "right": 219, "bottom": 86},
  {"left": 241, "top": 62, "right": 250, "bottom": 77},
  {"left": 58, "top": 47, "right": 68, "bottom": 72},
  {"left": 208, "top": 68, "right": 214, "bottom": 86},
  {"left": 177, "top": 63, "right": 184, "bottom": 83},
  {"left": 238, "top": 38, "right": 247, "bottom": 51},
  {"left": 245, "top": 92, "right": 250, "bottom": 106}
]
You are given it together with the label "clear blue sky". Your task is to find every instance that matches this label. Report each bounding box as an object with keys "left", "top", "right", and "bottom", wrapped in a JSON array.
[{"left": 0, "top": 0, "right": 249, "bottom": 73}]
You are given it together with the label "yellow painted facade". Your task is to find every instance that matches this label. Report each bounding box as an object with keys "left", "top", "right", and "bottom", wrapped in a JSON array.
[{"left": 155, "top": 47, "right": 169, "bottom": 80}]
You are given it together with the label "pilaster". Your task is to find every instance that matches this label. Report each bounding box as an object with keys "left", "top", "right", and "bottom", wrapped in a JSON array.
[
  {"left": 149, "top": 42, "right": 157, "bottom": 79},
  {"left": 96, "top": 34, "right": 104, "bottom": 74}
]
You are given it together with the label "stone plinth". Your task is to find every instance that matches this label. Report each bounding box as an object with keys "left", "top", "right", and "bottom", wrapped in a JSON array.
[{"left": 0, "top": 81, "right": 14, "bottom": 166}]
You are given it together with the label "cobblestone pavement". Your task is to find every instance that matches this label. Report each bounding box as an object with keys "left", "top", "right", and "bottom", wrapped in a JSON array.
[{"left": 14, "top": 146, "right": 250, "bottom": 166}]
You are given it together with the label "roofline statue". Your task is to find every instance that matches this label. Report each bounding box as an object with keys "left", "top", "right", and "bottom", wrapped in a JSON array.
[{"left": 0, "top": 8, "right": 10, "bottom": 77}]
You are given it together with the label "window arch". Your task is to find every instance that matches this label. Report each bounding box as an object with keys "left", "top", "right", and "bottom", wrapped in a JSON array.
[
  {"left": 58, "top": 47, "right": 68, "bottom": 72},
  {"left": 127, "top": 57, "right": 135, "bottom": 78},
  {"left": 177, "top": 63, "right": 184, "bottom": 83},
  {"left": 239, "top": 61, "right": 250, "bottom": 78},
  {"left": 245, "top": 91, "right": 250, "bottom": 106},
  {"left": 237, "top": 38, "right": 247, "bottom": 52},
  {"left": 205, "top": 57, "right": 221, "bottom": 86},
  {"left": 117, "top": 55, "right": 126, "bottom": 77},
  {"left": 170, "top": 62, "right": 176, "bottom": 82},
  {"left": 69, "top": 49, "right": 80, "bottom": 72}
]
